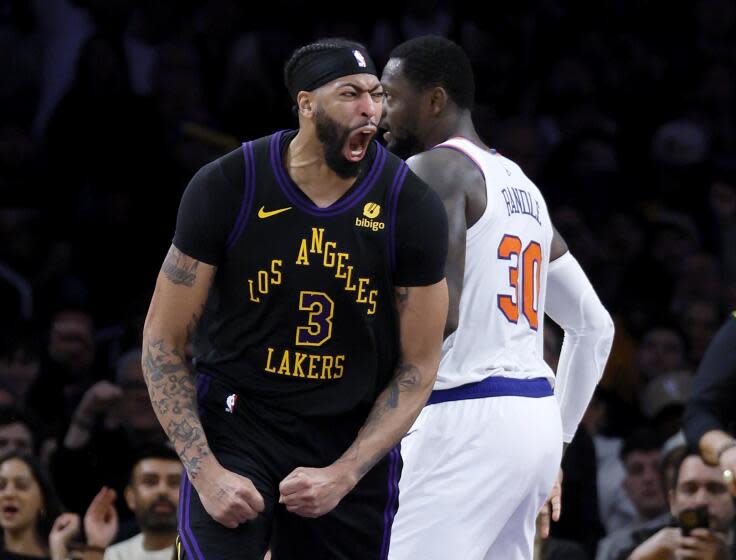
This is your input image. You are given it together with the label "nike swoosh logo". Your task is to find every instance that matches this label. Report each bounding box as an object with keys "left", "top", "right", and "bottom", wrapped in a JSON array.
[
  {"left": 258, "top": 206, "right": 292, "bottom": 219},
  {"left": 402, "top": 429, "right": 417, "bottom": 439}
]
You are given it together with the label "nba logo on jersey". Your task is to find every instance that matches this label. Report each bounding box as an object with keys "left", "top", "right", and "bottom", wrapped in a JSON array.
[
  {"left": 225, "top": 393, "right": 238, "bottom": 413},
  {"left": 353, "top": 49, "right": 367, "bottom": 68}
]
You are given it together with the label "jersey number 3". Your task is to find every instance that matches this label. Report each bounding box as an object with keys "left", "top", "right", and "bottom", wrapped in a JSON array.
[
  {"left": 295, "top": 291, "right": 334, "bottom": 346},
  {"left": 497, "top": 234, "right": 541, "bottom": 330}
]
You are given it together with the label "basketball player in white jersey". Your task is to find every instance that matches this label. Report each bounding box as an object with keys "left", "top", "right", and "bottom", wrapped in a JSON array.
[{"left": 380, "top": 36, "right": 615, "bottom": 560}]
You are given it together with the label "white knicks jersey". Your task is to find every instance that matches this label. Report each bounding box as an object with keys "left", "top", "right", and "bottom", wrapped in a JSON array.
[{"left": 434, "top": 137, "right": 555, "bottom": 390}]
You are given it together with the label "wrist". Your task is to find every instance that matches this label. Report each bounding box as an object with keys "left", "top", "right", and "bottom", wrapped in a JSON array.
[
  {"left": 188, "top": 453, "right": 220, "bottom": 489},
  {"left": 68, "top": 542, "right": 106, "bottom": 558},
  {"left": 331, "top": 459, "right": 360, "bottom": 490}
]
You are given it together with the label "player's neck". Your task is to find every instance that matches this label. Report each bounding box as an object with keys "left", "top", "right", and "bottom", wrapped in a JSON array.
[
  {"left": 432, "top": 113, "right": 487, "bottom": 151},
  {"left": 286, "top": 130, "right": 357, "bottom": 208}
]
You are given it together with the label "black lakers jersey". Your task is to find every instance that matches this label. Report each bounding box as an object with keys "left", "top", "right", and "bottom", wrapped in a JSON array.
[{"left": 173, "top": 130, "right": 447, "bottom": 417}]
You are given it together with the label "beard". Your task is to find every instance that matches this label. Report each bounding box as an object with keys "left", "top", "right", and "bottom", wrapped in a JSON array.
[
  {"left": 137, "top": 498, "right": 177, "bottom": 533},
  {"left": 314, "top": 107, "right": 363, "bottom": 179},
  {"left": 386, "top": 131, "right": 423, "bottom": 160}
]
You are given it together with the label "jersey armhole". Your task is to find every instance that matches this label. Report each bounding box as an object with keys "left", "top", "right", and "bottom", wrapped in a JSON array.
[
  {"left": 224, "top": 141, "right": 256, "bottom": 251},
  {"left": 432, "top": 141, "right": 494, "bottom": 242}
]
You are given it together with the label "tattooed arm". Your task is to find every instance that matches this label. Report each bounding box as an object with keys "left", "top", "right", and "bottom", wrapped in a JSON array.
[
  {"left": 142, "top": 245, "right": 264, "bottom": 527},
  {"left": 279, "top": 280, "right": 448, "bottom": 517}
]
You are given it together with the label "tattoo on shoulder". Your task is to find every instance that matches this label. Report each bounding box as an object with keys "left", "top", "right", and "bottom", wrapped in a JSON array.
[
  {"left": 394, "top": 287, "right": 410, "bottom": 311},
  {"left": 162, "top": 246, "right": 199, "bottom": 287}
]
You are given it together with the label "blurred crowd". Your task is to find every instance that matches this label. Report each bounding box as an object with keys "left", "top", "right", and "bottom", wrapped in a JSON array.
[{"left": 1, "top": 0, "right": 735, "bottom": 558}]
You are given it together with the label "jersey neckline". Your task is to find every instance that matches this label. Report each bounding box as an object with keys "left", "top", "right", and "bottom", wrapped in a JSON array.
[{"left": 269, "top": 130, "right": 388, "bottom": 217}]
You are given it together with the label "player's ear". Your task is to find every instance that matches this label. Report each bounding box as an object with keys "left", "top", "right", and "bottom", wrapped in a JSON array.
[
  {"left": 297, "top": 92, "right": 313, "bottom": 117},
  {"left": 429, "top": 86, "right": 448, "bottom": 115}
]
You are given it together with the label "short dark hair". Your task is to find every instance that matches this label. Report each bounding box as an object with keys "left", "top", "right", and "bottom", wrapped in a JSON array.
[
  {"left": 0, "top": 452, "right": 63, "bottom": 545},
  {"left": 389, "top": 35, "right": 475, "bottom": 110},
  {"left": 620, "top": 428, "right": 663, "bottom": 463},
  {"left": 670, "top": 452, "right": 709, "bottom": 493},
  {"left": 129, "top": 443, "right": 180, "bottom": 484},
  {"left": 283, "top": 37, "right": 369, "bottom": 95}
]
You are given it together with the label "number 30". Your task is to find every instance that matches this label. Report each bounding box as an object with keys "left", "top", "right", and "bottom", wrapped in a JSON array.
[{"left": 497, "top": 235, "right": 542, "bottom": 330}]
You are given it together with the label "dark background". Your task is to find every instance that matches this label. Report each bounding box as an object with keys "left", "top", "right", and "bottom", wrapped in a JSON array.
[{"left": 1, "top": 0, "right": 735, "bottom": 554}]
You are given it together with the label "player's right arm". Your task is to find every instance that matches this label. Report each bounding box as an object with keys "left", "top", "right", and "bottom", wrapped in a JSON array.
[
  {"left": 546, "top": 227, "right": 614, "bottom": 444},
  {"left": 142, "top": 245, "right": 264, "bottom": 527}
]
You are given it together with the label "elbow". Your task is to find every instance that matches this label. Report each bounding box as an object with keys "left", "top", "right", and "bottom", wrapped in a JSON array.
[
  {"left": 142, "top": 301, "right": 187, "bottom": 351},
  {"left": 598, "top": 309, "right": 615, "bottom": 344},
  {"left": 582, "top": 301, "right": 615, "bottom": 344}
]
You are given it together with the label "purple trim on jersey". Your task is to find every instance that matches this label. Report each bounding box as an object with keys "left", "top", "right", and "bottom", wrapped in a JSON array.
[
  {"left": 269, "top": 130, "right": 387, "bottom": 217},
  {"left": 195, "top": 373, "right": 212, "bottom": 416},
  {"left": 380, "top": 445, "right": 401, "bottom": 559},
  {"left": 426, "top": 376, "right": 552, "bottom": 406},
  {"left": 177, "top": 473, "right": 192, "bottom": 558},
  {"left": 176, "top": 373, "right": 212, "bottom": 558},
  {"left": 431, "top": 144, "right": 486, "bottom": 181},
  {"left": 225, "top": 141, "right": 256, "bottom": 250},
  {"left": 178, "top": 476, "right": 203, "bottom": 559},
  {"left": 182, "top": 476, "right": 205, "bottom": 559},
  {"left": 385, "top": 163, "right": 409, "bottom": 275}
]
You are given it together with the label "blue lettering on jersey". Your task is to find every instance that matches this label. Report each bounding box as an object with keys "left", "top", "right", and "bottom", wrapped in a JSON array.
[{"left": 501, "top": 187, "right": 542, "bottom": 225}]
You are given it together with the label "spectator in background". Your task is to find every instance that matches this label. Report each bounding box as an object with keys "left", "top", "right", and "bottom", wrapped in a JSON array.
[
  {"left": 639, "top": 371, "right": 693, "bottom": 441},
  {"left": 50, "top": 349, "right": 166, "bottom": 528},
  {"left": 605, "top": 429, "right": 668, "bottom": 535},
  {"left": 103, "top": 444, "right": 180, "bottom": 560},
  {"left": 677, "top": 299, "right": 722, "bottom": 366},
  {"left": 596, "top": 431, "right": 686, "bottom": 560},
  {"left": 582, "top": 390, "right": 628, "bottom": 538},
  {"left": 635, "top": 325, "right": 689, "bottom": 383},
  {"left": 25, "top": 308, "right": 99, "bottom": 441},
  {"left": 48, "top": 486, "right": 118, "bottom": 560},
  {"left": 0, "top": 335, "right": 40, "bottom": 404},
  {"left": 0, "top": 452, "right": 62, "bottom": 559},
  {"left": 0, "top": 407, "right": 34, "bottom": 458},
  {"left": 622, "top": 453, "right": 735, "bottom": 559}
]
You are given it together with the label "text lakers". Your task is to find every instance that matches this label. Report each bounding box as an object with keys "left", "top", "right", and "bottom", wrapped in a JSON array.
[{"left": 264, "top": 348, "right": 345, "bottom": 379}]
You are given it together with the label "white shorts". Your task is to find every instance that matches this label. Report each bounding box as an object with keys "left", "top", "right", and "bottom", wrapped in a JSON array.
[{"left": 388, "top": 380, "right": 562, "bottom": 560}]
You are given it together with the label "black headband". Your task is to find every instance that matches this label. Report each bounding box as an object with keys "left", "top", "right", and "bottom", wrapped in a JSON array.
[{"left": 287, "top": 47, "right": 377, "bottom": 100}]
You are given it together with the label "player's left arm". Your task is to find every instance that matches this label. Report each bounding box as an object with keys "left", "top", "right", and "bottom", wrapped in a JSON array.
[
  {"left": 279, "top": 280, "right": 448, "bottom": 518},
  {"left": 546, "top": 226, "right": 615, "bottom": 444},
  {"left": 538, "top": 228, "right": 614, "bottom": 535},
  {"left": 279, "top": 172, "right": 449, "bottom": 518}
]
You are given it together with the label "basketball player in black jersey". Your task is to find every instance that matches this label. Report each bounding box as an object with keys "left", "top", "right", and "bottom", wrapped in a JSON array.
[{"left": 141, "top": 38, "right": 448, "bottom": 560}]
